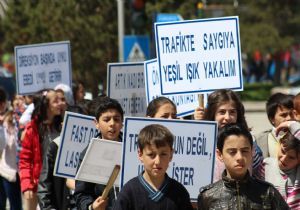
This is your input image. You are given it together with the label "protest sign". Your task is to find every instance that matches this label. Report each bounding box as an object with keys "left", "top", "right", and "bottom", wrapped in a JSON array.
[
  {"left": 144, "top": 59, "right": 199, "bottom": 117},
  {"left": 15, "top": 41, "right": 72, "bottom": 95},
  {"left": 155, "top": 16, "right": 243, "bottom": 95},
  {"left": 107, "top": 62, "right": 147, "bottom": 117},
  {"left": 75, "top": 138, "right": 122, "bottom": 186},
  {"left": 54, "top": 112, "right": 98, "bottom": 179},
  {"left": 121, "top": 117, "right": 217, "bottom": 201}
]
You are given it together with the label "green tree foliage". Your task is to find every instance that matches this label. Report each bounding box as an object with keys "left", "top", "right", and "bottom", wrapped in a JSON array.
[
  {"left": 1, "top": 1, "right": 300, "bottom": 94},
  {"left": 1, "top": 0, "right": 119, "bottom": 95}
]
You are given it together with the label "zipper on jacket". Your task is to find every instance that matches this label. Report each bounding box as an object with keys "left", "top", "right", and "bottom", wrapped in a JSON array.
[{"left": 236, "top": 181, "right": 241, "bottom": 210}]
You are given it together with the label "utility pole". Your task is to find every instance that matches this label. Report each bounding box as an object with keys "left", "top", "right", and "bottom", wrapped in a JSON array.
[{"left": 117, "top": 0, "right": 124, "bottom": 62}]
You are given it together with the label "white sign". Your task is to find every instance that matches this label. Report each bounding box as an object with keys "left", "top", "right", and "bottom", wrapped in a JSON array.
[
  {"left": 54, "top": 112, "right": 98, "bottom": 179},
  {"left": 121, "top": 117, "right": 217, "bottom": 201},
  {"left": 107, "top": 62, "right": 147, "bottom": 117},
  {"left": 75, "top": 138, "right": 122, "bottom": 186},
  {"left": 15, "top": 41, "right": 72, "bottom": 95},
  {"left": 155, "top": 16, "right": 243, "bottom": 95},
  {"left": 145, "top": 59, "right": 199, "bottom": 117}
]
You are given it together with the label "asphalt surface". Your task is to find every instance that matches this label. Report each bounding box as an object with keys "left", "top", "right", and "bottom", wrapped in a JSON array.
[{"left": 243, "top": 101, "right": 271, "bottom": 135}]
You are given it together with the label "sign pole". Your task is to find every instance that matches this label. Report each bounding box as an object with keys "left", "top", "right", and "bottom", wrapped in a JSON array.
[{"left": 117, "top": 0, "right": 124, "bottom": 62}]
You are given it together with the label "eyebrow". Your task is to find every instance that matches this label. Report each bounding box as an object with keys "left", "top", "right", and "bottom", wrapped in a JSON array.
[{"left": 226, "top": 147, "right": 250, "bottom": 150}]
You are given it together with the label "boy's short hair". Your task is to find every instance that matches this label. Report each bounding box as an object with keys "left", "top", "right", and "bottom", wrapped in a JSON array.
[
  {"left": 146, "top": 96, "right": 176, "bottom": 117},
  {"left": 266, "top": 93, "right": 294, "bottom": 122},
  {"left": 138, "top": 124, "right": 173, "bottom": 151},
  {"left": 280, "top": 132, "right": 300, "bottom": 154},
  {"left": 217, "top": 124, "right": 253, "bottom": 152},
  {"left": 95, "top": 96, "right": 124, "bottom": 120},
  {"left": 294, "top": 93, "right": 300, "bottom": 112}
]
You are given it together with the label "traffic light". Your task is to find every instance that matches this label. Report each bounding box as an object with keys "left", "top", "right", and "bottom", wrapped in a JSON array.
[
  {"left": 197, "top": 2, "right": 204, "bottom": 18},
  {"left": 131, "top": 0, "right": 147, "bottom": 33}
]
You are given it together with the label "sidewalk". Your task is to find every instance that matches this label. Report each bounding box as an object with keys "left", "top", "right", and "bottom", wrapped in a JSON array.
[
  {"left": 243, "top": 101, "right": 271, "bottom": 135},
  {"left": 243, "top": 101, "right": 265, "bottom": 112}
]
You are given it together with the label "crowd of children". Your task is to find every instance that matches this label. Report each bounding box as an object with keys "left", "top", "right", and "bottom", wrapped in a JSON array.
[{"left": 1, "top": 84, "right": 300, "bottom": 210}]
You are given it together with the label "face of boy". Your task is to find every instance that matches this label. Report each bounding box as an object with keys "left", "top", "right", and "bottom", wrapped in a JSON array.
[
  {"left": 138, "top": 144, "right": 173, "bottom": 182},
  {"left": 217, "top": 135, "right": 252, "bottom": 180},
  {"left": 277, "top": 143, "right": 299, "bottom": 171},
  {"left": 293, "top": 109, "right": 300, "bottom": 121},
  {"left": 271, "top": 106, "right": 293, "bottom": 127},
  {"left": 95, "top": 108, "right": 123, "bottom": 140},
  {"left": 214, "top": 102, "right": 237, "bottom": 128}
]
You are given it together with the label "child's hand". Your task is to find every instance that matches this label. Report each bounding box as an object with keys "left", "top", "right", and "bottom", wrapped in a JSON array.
[
  {"left": 194, "top": 106, "right": 205, "bottom": 120},
  {"left": 275, "top": 121, "right": 292, "bottom": 136},
  {"left": 92, "top": 196, "right": 108, "bottom": 210}
]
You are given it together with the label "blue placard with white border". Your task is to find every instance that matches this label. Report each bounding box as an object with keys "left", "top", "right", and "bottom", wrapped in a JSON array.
[
  {"left": 15, "top": 41, "right": 72, "bottom": 95},
  {"left": 144, "top": 59, "right": 199, "bottom": 117},
  {"left": 107, "top": 62, "right": 146, "bottom": 117},
  {"left": 154, "top": 16, "right": 243, "bottom": 95},
  {"left": 124, "top": 35, "right": 150, "bottom": 62},
  {"left": 120, "top": 117, "right": 217, "bottom": 202},
  {"left": 54, "top": 112, "right": 98, "bottom": 179}
]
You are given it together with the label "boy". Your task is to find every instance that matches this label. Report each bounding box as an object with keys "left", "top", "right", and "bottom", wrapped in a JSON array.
[
  {"left": 198, "top": 124, "right": 289, "bottom": 210},
  {"left": 74, "top": 97, "right": 124, "bottom": 210},
  {"left": 264, "top": 133, "right": 300, "bottom": 209},
  {"left": 113, "top": 124, "right": 193, "bottom": 210},
  {"left": 255, "top": 93, "right": 294, "bottom": 158},
  {"left": 293, "top": 92, "right": 300, "bottom": 121}
]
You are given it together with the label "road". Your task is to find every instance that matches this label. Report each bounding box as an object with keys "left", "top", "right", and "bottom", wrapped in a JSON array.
[{"left": 243, "top": 101, "right": 271, "bottom": 135}]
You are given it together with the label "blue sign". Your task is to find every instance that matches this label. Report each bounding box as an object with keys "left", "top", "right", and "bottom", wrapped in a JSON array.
[
  {"left": 155, "top": 13, "right": 183, "bottom": 23},
  {"left": 123, "top": 35, "right": 150, "bottom": 62}
]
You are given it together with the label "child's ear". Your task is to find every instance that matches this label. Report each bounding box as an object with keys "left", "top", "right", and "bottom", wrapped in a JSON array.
[
  {"left": 138, "top": 148, "right": 143, "bottom": 162},
  {"left": 94, "top": 119, "right": 99, "bottom": 130},
  {"left": 216, "top": 149, "right": 223, "bottom": 162},
  {"left": 169, "top": 149, "right": 174, "bottom": 161}
]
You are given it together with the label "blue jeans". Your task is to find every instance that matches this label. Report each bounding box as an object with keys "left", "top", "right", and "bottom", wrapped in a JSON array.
[{"left": 1, "top": 174, "right": 22, "bottom": 210}]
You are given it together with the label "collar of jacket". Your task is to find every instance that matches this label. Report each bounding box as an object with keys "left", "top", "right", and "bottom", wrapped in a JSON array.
[
  {"left": 95, "top": 132, "right": 123, "bottom": 142},
  {"left": 222, "top": 170, "right": 251, "bottom": 189}
]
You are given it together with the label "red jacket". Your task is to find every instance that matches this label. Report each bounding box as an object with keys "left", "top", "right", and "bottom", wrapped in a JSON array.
[{"left": 19, "top": 119, "right": 42, "bottom": 193}]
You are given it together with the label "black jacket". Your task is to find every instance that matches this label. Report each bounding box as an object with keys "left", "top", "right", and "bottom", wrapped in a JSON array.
[
  {"left": 198, "top": 170, "right": 289, "bottom": 210},
  {"left": 74, "top": 133, "right": 122, "bottom": 210},
  {"left": 37, "top": 137, "right": 72, "bottom": 210}
]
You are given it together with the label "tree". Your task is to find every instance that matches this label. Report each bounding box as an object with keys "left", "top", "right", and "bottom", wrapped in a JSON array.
[{"left": 0, "top": 0, "right": 119, "bottom": 96}]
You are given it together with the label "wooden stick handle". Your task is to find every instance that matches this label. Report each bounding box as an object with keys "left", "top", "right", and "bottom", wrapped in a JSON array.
[
  {"left": 101, "top": 165, "right": 120, "bottom": 199},
  {"left": 198, "top": 94, "right": 204, "bottom": 107}
]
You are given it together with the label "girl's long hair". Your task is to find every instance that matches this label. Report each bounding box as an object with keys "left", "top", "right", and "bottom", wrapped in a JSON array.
[
  {"left": 31, "top": 89, "right": 61, "bottom": 143},
  {"left": 204, "top": 89, "right": 249, "bottom": 129}
]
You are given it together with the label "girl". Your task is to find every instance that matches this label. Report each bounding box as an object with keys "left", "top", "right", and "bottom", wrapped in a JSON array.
[
  {"left": 146, "top": 97, "right": 177, "bottom": 119},
  {"left": 194, "top": 89, "right": 263, "bottom": 181},
  {"left": 19, "top": 89, "right": 62, "bottom": 210},
  {"left": 0, "top": 104, "right": 23, "bottom": 210}
]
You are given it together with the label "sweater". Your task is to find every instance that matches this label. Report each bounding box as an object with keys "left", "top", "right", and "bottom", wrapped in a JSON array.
[{"left": 113, "top": 174, "right": 193, "bottom": 210}]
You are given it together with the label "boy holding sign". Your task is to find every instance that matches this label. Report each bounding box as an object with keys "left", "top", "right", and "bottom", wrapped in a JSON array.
[
  {"left": 198, "top": 124, "right": 289, "bottom": 210},
  {"left": 113, "top": 124, "right": 193, "bottom": 210},
  {"left": 74, "top": 97, "right": 124, "bottom": 210}
]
